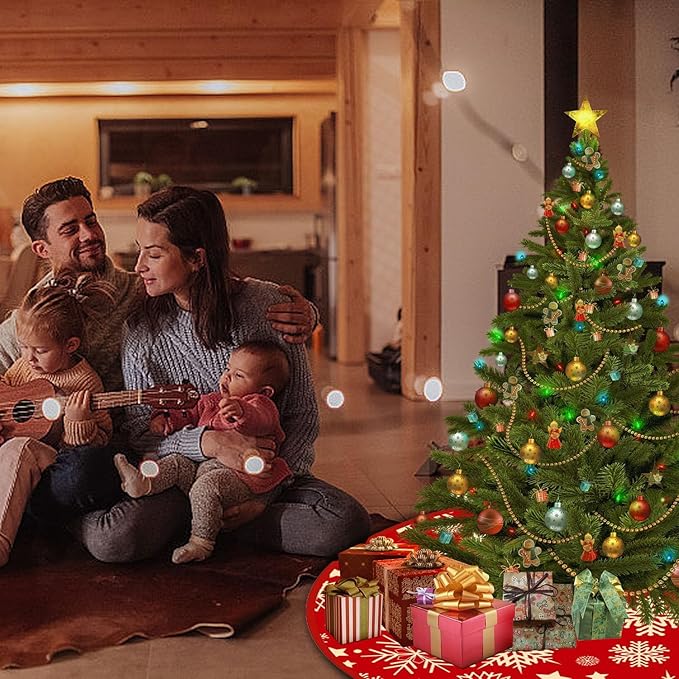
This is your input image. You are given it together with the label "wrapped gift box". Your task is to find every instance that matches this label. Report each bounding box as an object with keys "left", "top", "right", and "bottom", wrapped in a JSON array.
[
  {"left": 339, "top": 540, "right": 413, "bottom": 580},
  {"left": 412, "top": 599, "right": 515, "bottom": 667},
  {"left": 374, "top": 555, "right": 466, "bottom": 646},
  {"left": 572, "top": 570, "right": 626, "bottom": 640},
  {"left": 512, "top": 584, "right": 576, "bottom": 650},
  {"left": 502, "top": 571, "right": 556, "bottom": 622},
  {"left": 325, "top": 577, "right": 384, "bottom": 644}
]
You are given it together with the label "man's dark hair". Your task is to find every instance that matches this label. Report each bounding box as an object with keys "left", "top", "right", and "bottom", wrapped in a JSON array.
[{"left": 21, "top": 177, "right": 93, "bottom": 241}]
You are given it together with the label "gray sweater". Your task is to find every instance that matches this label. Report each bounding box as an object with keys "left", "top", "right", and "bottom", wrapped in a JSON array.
[{"left": 121, "top": 278, "right": 319, "bottom": 476}]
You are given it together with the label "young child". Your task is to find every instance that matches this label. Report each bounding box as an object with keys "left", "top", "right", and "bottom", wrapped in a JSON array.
[
  {"left": 114, "top": 340, "right": 292, "bottom": 564},
  {"left": 0, "top": 271, "right": 114, "bottom": 567}
]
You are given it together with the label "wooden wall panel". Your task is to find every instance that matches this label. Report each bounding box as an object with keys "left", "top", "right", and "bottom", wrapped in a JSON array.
[{"left": 400, "top": 0, "right": 440, "bottom": 400}]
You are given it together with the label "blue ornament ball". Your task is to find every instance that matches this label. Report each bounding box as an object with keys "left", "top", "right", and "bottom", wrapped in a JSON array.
[
  {"left": 611, "top": 197, "right": 625, "bottom": 216},
  {"left": 474, "top": 358, "right": 486, "bottom": 370},
  {"left": 596, "top": 391, "right": 610, "bottom": 406},
  {"left": 593, "top": 168, "right": 606, "bottom": 181},
  {"left": 449, "top": 431, "right": 470, "bottom": 452},
  {"left": 525, "top": 464, "right": 538, "bottom": 476},
  {"left": 526, "top": 265, "right": 539, "bottom": 280},
  {"left": 659, "top": 546, "right": 678, "bottom": 564},
  {"left": 656, "top": 294, "right": 670, "bottom": 308},
  {"left": 561, "top": 162, "right": 576, "bottom": 179}
]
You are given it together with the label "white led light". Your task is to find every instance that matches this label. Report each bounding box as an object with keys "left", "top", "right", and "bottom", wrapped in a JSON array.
[
  {"left": 325, "top": 389, "right": 345, "bottom": 409},
  {"left": 42, "top": 398, "right": 62, "bottom": 421},
  {"left": 244, "top": 454, "right": 265, "bottom": 475},
  {"left": 140, "top": 460, "right": 160, "bottom": 478},
  {"left": 423, "top": 377, "right": 443, "bottom": 402},
  {"left": 441, "top": 70, "right": 467, "bottom": 92}
]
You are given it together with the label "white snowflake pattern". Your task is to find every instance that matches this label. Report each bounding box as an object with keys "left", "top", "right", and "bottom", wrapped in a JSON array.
[
  {"left": 358, "top": 673, "right": 385, "bottom": 679},
  {"left": 623, "top": 608, "right": 679, "bottom": 637},
  {"left": 575, "top": 655, "right": 599, "bottom": 666},
  {"left": 457, "top": 672, "right": 512, "bottom": 679},
  {"left": 660, "top": 670, "right": 676, "bottom": 679},
  {"left": 362, "top": 639, "right": 454, "bottom": 675},
  {"left": 477, "top": 649, "right": 559, "bottom": 675},
  {"left": 609, "top": 640, "right": 670, "bottom": 668},
  {"left": 313, "top": 569, "right": 341, "bottom": 613}
]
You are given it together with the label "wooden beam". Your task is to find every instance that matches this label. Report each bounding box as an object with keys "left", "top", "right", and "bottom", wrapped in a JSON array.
[
  {"left": 335, "top": 27, "right": 367, "bottom": 364},
  {"left": 400, "top": 0, "right": 441, "bottom": 400},
  {"left": 340, "top": 0, "right": 384, "bottom": 28}
]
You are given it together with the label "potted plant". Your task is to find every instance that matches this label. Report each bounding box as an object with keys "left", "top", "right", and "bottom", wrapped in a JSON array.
[
  {"left": 230, "top": 176, "right": 258, "bottom": 195},
  {"left": 133, "top": 171, "right": 154, "bottom": 197}
]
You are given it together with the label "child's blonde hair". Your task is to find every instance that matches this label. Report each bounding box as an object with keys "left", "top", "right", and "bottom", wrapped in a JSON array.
[{"left": 16, "top": 269, "right": 115, "bottom": 350}]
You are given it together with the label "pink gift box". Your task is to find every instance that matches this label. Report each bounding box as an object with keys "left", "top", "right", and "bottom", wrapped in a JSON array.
[{"left": 412, "top": 599, "right": 515, "bottom": 667}]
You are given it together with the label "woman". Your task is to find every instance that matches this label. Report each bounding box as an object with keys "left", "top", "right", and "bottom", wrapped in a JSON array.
[{"left": 119, "top": 186, "right": 369, "bottom": 558}]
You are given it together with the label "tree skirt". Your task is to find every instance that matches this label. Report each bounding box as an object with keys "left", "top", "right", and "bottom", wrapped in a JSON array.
[
  {"left": 306, "top": 512, "right": 679, "bottom": 679},
  {"left": 0, "top": 526, "right": 327, "bottom": 669}
]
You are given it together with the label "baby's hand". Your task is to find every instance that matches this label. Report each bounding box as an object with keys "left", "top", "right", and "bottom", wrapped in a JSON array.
[
  {"left": 219, "top": 397, "right": 244, "bottom": 422},
  {"left": 64, "top": 390, "right": 92, "bottom": 422},
  {"left": 149, "top": 412, "right": 173, "bottom": 436}
]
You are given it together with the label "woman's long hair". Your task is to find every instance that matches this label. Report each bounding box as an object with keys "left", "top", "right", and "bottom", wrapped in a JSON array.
[{"left": 135, "top": 186, "right": 238, "bottom": 348}]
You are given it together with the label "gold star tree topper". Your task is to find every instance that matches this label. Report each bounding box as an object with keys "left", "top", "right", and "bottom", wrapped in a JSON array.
[{"left": 566, "top": 98, "right": 607, "bottom": 137}]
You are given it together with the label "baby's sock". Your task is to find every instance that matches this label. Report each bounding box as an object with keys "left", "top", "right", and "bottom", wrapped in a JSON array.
[
  {"left": 113, "top": 453, "right": 151, "bottom": 498},
  {"left": 172, "top": 535, "right": 215, "bottom": 564}
]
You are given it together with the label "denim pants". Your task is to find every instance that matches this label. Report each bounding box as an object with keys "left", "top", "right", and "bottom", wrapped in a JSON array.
[{"left": 70, "top": 472, "right": 371, "bottom": 563}]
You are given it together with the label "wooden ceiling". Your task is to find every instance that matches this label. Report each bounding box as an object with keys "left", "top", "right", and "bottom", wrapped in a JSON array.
[{"left": 0, "top": 0, "right": 398, "bottom": 83}]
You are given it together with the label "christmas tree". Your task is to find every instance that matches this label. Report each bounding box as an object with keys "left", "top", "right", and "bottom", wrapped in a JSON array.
[{"left": 409, "top": 99, "right": 679, "bottom": 622}]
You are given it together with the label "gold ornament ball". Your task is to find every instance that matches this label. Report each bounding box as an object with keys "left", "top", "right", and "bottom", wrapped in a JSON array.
[
  {"left": 520, "top": 438, "right": 542, "bottom": 464},
  {"left": 627, "top": 231, "right": 641, "bottom": 248},
  {"left": 504, "top": 326, "right": 519, "bottom": 343},
  {"left": 545, "top": 273, "right": 558, "bottom": 289},
  {"left": 649, "top": 391, "right": 671, "bottom": 417},
  {"left": 447, "top": 468, "right": 470, "bottom": 496},
  {"left": 580, "top": 191, "right": 595, "bottom": 209},
  {"left": 601, "top": 531, "right": 625, "bottom": 559},
  {"left": 565, "top": 356, "right": 587, "bottom": 382}
]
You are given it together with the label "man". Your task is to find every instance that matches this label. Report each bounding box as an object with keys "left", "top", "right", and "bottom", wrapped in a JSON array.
[{"left": 0, "top": 177, "right": 369, "bottom": 566}]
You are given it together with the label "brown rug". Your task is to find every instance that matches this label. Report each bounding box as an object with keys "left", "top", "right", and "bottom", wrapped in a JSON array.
[{"left": 0, "top": 514, "right": 393, "bottom": 669}]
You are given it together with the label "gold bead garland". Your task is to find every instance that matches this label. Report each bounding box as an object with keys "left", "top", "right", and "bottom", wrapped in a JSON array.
[
  {"left": 586, "top": 316, "right": 642, "bottom": 335},
  {"left": 545, "top": 221, "right": 617, "bottom": 269},
  {"left": 479, "top": 456, "right": 579, "bottom": 545},
  {"left": 592, "top": 495, "right": 679, "bottom": 533},
  {"left": 519, "top": 338, "right": 610, "bottom": 392},
  {"left": 613, "top": 419, "right": 679, "bottom": 442},
  {"left": 520, "top": 297, "right": 570, "bottom": 312}
]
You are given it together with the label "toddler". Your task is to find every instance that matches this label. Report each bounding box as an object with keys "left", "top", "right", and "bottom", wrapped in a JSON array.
[{"left": 115, "top": 340, "right": 292, "bottom": 563}]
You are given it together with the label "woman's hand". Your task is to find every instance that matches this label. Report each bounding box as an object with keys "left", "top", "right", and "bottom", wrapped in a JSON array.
[
  {"left": 266, "top": 284, "right": 316, "bottom": 344},
  {"left": 64, "top": 390, "right": 93, "bottom": 422},
  {"left": 201, "top": 430, "right": 275, "bottom": 476}
]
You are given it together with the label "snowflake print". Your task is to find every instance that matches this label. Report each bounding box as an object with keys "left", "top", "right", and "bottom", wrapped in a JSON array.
[
  {"left": 609, "top": 640, "right": 670, "bottom": 668},
  {"left": 623, "top": 608, "right": 679, "bottom": 637},
  {"left": 458, "top": 672, "right": 512, "bottom": 679},
  {"left": 362, "top": 638, "right": 454, "bottom": 675},
  {"left": 312, "top": 569, "right": 341, "bottom": 612},
  {"left": 660, "top": 670, "right": 676, "bottom": 679},
  {"left": 575, "top": 655, "right": 599, "bottom": 666},
  {"left": 477, "top": 649, "right": 559, "bottom": 674}
]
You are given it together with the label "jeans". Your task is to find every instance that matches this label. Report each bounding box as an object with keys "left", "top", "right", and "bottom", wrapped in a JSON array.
[{"left": 70, "top": 473, "right": 371, "bottom": 563}]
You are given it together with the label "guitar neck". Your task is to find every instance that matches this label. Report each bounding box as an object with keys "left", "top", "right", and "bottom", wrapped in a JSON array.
[{"left": 90, "top": 390, "right": 147, "bottom": 410}]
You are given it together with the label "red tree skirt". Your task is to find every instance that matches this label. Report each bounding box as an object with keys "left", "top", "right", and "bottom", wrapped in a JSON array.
[{"left": 306, "top": 512, "right": 679, "bottom": 679}]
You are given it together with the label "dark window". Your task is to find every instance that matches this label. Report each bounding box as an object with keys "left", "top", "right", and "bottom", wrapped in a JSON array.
[{"left": 98, "top": 117, "right": 293, "bottom": 195}]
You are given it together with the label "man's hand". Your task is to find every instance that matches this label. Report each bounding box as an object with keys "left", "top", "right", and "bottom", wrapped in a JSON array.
[
  {"left": 218, "top": 396, "right": 244, "bottom": 423},
  {"left": 222, "top": 499, "right": 267, "bottom": 532},
  {"left": 266, "top": 284, "right": 316, "bottom": 344},
  {"left": 201, "top": 430, "right": 275, "bottom": 476},
  {"left": 64, "top": 390, "right": 93, "bottom": 422}
]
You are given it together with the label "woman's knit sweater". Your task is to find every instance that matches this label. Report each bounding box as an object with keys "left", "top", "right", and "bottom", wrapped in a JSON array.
[{"left": 121, "top": 278, "right": 319, "bottom": 476}]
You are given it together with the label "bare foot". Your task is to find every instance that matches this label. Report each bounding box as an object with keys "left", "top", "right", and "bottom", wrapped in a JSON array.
[
  {"left": 113, "top": 453, "right": 151, "bottom": 498},
  {"left": 172, "top": 535, "right": 215, "bottom": 564}
]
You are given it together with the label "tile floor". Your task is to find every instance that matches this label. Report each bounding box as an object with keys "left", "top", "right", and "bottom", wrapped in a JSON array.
[{"left": 5, "top": 353, "right": 462, "bottom": 678}]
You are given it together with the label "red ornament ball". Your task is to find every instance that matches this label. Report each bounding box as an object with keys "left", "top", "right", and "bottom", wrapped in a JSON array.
[
  {"left": 555, "top": 363, "right": 564, "bottom": 372},
  {"left": 597, "top": 421, "right": 620, "bottom": 448},
  {"left": 555, "top": 217, "right": 569, "bottom": 235},
  {"left": 582, "top": 228, "right": 590, "bottom": 236},
  {"left": 506, "top": 526, "right": 517, "bottom": 537},
  {"left": 594, "top": 272, "right": 614, "bottom": 295},
  {"left": 503, "top": 289, "right": 521, "bottom": 312},
  {"left": 477, "top": 507, "right": 504, "bottom": 535},
  {"left": 629, "top": 495, "right": 651, "bottom": 522},
  {"left": 654, "top": 327, "right": 671, "bottom": 353},
  {"left": 475, "top": 384, "right": 498, "bottom": 409}
]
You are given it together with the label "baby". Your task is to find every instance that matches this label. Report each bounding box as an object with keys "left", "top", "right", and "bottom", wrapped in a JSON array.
[{"left": 114, "top": 340, "right": 292, "bottom": 563}]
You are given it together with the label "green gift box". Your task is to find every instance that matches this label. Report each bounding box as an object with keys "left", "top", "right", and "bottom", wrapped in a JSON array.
[{"left": 571, "top": 569, "right": 626, "bottom": 640}]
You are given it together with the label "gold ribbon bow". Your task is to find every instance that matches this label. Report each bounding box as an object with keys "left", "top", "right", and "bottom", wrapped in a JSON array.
[
  {"left": 325, "top": 577, "right": 380, "bottom": 598},
  {"left": 364, "top": 536, "right": 397, "bottom": 551},
  {"left": 432, "top": 565, "right": 495, "bottom": 611}
]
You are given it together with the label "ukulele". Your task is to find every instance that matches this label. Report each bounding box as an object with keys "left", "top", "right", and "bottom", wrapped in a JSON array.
[{"left": 0, "top": 378, "right": 200, "bottom": 441}]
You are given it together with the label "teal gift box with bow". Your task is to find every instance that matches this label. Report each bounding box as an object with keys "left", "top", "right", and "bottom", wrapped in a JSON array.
[{"left": 571, "top": 569, "right": 627, "bottom": 640}]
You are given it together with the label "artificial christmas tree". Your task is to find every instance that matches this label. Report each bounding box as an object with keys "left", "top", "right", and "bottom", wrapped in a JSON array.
[{"left": 408, "top": 99, "right": 679, "bottom": 624}]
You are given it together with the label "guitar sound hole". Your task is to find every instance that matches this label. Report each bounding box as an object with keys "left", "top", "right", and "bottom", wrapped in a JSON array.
[{"left": 13, "top": 399, "right": 35, "bottom": 423}]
